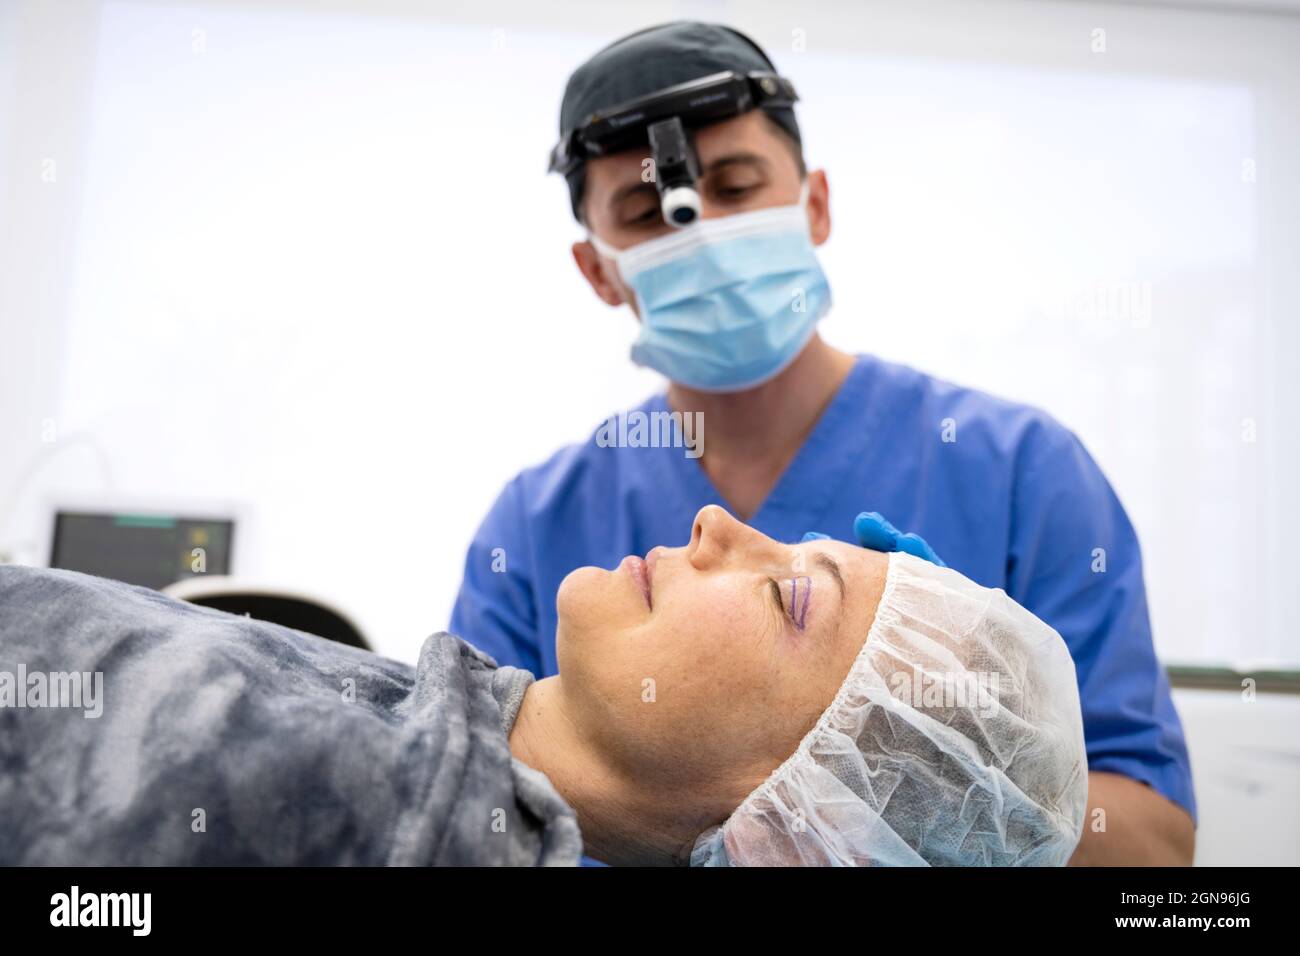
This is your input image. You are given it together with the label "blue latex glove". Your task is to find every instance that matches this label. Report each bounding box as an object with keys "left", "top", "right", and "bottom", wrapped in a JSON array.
[{"left": 802, "top": 511, "right": 945, "bottom": 567}]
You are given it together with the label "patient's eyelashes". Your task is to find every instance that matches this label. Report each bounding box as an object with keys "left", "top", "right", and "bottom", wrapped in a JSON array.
[{"left": 768, "top": 578, "right": 786, "bottom": 617}]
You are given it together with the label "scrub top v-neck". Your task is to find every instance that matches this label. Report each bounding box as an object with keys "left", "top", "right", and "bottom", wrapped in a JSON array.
[{"left": 644, "top": 356, "right": 885, "bottom": 544}]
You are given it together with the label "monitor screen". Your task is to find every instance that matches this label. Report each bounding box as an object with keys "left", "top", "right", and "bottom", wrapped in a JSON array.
[{"left": 49, "top": 511, "right": 235, "bottom": 590}]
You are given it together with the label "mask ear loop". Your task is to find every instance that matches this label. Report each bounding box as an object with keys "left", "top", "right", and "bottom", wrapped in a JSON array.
[
  {"left": 584, "top": 233, "right": 633, "bottom": 317},
  {"left": 794, "top": 178, "right": 815, "bottom": 241},
  {"left": 586, "top": 230, "right": 622, "bottom": 265}
]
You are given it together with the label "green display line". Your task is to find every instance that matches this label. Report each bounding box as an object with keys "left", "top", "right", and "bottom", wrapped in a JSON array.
[
  {"left": 112, "top": 514, "right": 177, "bottom": 529},
  {"left": 1167, "top": 666, "right": 1300, "bottom": 694}
]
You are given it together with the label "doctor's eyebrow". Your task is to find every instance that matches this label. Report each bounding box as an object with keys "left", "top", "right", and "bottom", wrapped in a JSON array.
[{"left": 699, "top": 151, "right": 771, "bottom": 179}]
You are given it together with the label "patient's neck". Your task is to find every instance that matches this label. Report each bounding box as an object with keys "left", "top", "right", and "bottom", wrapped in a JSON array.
[{"left": 508, "top": 677, "right": 698, "bottom": 866}]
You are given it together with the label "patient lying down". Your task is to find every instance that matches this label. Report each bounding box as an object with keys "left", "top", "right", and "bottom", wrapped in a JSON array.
[{"left": 0, "top": 505, "right": 1086, "bottom": 866}]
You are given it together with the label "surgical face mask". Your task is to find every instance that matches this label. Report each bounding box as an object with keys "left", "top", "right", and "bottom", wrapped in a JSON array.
[{"left": 588, "top": 183, "right": 832, "bottom": 393}]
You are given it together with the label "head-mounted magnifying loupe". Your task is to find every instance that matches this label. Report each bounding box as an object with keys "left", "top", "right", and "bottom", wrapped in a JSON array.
[
  {"left": 646, "top": 116, "right": 700, "bottom": 226},
  {"left": 548, "top": 70, "right": 799, "bottom": 229}
]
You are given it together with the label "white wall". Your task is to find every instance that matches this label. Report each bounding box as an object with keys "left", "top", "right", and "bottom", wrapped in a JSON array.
[{"left": 1176, "top": 688, "right": 1300, "bottom": 865}]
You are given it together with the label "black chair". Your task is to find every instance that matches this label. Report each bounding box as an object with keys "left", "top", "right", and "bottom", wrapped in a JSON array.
[{"left": 163, "top": 577, "right": 372, "bottom": 650}]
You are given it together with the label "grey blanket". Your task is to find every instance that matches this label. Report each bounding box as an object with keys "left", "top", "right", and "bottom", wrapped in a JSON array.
[{"left": 0, "top": 565, "right": 582, "bottom": 866}]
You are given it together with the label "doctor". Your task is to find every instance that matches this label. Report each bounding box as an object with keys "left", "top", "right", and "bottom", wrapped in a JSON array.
[{"left": 452, "top": 21, "right": 1195, "bottom": 865}]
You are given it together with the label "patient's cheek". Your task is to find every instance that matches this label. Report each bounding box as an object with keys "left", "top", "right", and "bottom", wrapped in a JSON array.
[
  {"left": 667, "top": 596, "right": 774, "bottom": 696},
  {"left": 706, "top": 593, "right": 769, "bottom": 654},
  {"left": 555, "top": 566, "right": 609, "bottom": 632}
]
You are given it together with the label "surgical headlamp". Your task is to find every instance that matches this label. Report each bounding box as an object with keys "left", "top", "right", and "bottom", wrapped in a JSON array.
[{"left": 548, "top": 70, "right": 799, "bottom": 228}]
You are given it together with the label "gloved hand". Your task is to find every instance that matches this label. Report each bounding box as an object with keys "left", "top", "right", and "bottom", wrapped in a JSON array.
[{"left": 802, "top": 511, "right": 945, "bottom": 567}]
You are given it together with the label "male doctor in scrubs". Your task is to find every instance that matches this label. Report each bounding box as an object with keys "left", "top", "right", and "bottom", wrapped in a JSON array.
[{"left": 451, "top": 21, "right": 1196, "bottom": 865}]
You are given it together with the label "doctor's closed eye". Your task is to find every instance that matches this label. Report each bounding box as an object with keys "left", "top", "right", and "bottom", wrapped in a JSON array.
[
  {"left": 701, "top": 160, "right": 768, "bottom": 205},
  {"left": 615, "top": 184, "right": 664, "bottom": 229}
]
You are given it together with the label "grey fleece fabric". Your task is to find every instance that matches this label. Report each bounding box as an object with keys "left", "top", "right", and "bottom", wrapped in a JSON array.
[{"left": 0, "top": 565, "right": 582, "bottom": 866}]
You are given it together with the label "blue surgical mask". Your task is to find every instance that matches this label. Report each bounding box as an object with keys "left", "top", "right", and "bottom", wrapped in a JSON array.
[{"left": 589, "top": 185, "right": 832, "bottom": 393}]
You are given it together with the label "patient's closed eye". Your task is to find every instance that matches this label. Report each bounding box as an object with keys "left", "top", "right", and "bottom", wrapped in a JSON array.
[
  {"left": 768, "top": 578, "right": 785, "bottom": 615},
  {"left": 769, "top": 576, "right": 813, "bottom": 630}
]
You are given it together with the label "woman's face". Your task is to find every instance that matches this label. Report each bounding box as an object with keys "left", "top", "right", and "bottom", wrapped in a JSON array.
[{"left": 555, "top": 505, "right": 889, "bottom": 818}]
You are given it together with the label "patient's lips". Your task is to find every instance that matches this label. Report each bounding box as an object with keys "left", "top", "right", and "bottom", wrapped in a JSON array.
[
  {"left": 644, "top": 546, "right": 660, "bottom": 602},
  {"left": 620, "top": 554, "right": 653, "bottom": 610}
]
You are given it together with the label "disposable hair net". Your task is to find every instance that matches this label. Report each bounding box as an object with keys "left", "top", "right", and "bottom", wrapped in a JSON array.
[{"left": 690, "top": 552, "right": 1088, "bottom": 866}]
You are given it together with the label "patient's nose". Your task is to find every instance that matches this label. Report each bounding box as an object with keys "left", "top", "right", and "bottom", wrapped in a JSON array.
[{"left": 687, "top": 505, "right": 777, "bottom": 571}]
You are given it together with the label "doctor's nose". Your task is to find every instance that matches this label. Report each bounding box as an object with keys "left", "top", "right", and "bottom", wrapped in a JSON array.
[{"left": 687, "top": 505, "right": 775, "bottom": 571}]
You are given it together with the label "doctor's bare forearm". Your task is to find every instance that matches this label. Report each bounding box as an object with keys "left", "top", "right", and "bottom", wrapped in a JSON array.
[{"left": 1068, "top": 771, "right": 1195, "bottom": 866}]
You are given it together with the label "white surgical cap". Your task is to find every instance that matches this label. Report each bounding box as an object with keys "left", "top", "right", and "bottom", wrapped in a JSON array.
[{"left": 690, "top": 552, "right": 1088, "bottom": 866}]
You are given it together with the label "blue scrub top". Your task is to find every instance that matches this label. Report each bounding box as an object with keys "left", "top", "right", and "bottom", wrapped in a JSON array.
[{"left": 451, "top": 353, "right": 1197, "bottom": 824}]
